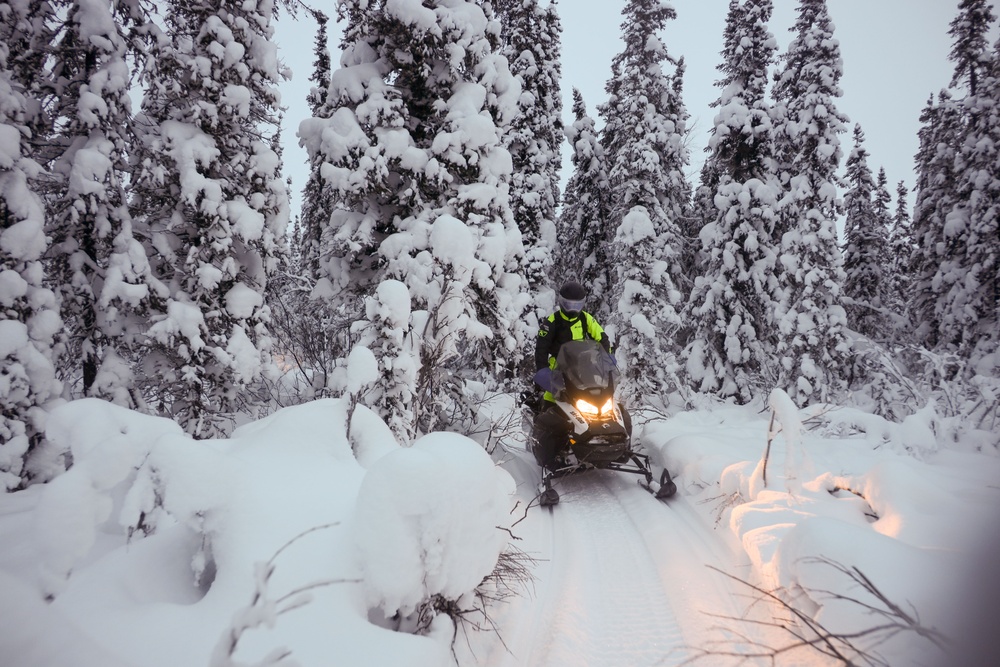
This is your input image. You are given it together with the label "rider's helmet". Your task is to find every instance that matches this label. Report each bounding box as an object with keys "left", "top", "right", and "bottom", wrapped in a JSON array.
[{"left": 557, "top": 281, "right": 587, "bottom": 318}]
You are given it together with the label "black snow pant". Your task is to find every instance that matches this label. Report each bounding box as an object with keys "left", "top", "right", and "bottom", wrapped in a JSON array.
[{"left": 531, "top": 406, "right": 569, "bottom": 471}]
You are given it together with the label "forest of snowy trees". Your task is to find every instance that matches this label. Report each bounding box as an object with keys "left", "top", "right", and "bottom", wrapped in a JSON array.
[{"left": 2, "top": 0, "right": 999, "bottom": 491}]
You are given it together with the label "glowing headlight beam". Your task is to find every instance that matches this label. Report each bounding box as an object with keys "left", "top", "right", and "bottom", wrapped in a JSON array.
[{"left": 575, "top": 398, "right": 616, "bottom": 418}]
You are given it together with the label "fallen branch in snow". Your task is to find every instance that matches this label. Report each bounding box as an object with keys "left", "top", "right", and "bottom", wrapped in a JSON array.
[
  {"left": 210, "top": 523, "right": 360, "bottom": 667},
  {"left": 511, "top": 491, "right": 552, "bottom": 526},
  {"left": 828, "top": 486, "right": 880, "bottom": 522},
  {"left": 800, "top": 404, "right": 842, "bottom": 431},
  {"left": 683, "top": 560, "right": 950, "bottom": 667},
  {"left": 631, "top": 403, "right": 674, "bottom": 425}
]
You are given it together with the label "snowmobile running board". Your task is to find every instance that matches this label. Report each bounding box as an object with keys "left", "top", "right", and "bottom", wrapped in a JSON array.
[{"left": 538, "top": 452, "right": 677, "bottom": 507}]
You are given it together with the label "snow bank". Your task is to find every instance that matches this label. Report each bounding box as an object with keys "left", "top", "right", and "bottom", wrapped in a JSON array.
[
  {"left": 35, "top": 400, "right": 183, "bottom": 596},
  {"left": 641, "top": 399, "right": 1000, "bottom": 666},
  {"left": 3, "top": 397, "right": 515, "bottom": 667},
  {"left": 0, "top": 570, "right": 136, "bottom": 667}
]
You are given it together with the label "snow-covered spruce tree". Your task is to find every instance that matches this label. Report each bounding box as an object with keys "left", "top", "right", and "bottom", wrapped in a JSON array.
[
  {"left": 298, "top": 9, "right": 334, "bottom": 282},
  {"left": 598, "top": 0, "right": 691, "bottom": 404},
  {"left": 885, "top": 180, "right": 913, "bottom": 337},
  {"left": 687, "top": 159, "right": 721, "bottom": 280},
  {"left": 684, "top": 0, "right": 782, "bottom": 403},
  {"left": 873, "top": 169, "right": 893, "bottom": 269},
  {"left": 944, "top": 31, "right": 1000, "bottom": 357},
  {"left": 910, "top": 0, "right": 998, "bottom": 355},
  {"left": 948, "top": 0, "right": 995, "bottom": 97},
  {"left": 556, "top": 88, "right": 613, "bottom": 318},
  {"left": 910, "top": 92, "right": 965, "bottom": 349},
  {"left": 0, "top": 33, "right": 65, "bottom": 490},
  {"left": 130, "top": 0, "right": 289, "bottom": 437},
  {"left": 300, "top": 0, "right": 527, "bottom": 437},
  {"left": 842, "top": 124, "right": 887, "bottom": 339},
  {"left": 768, "top": 0, "right": 850, "bottom": 404},
  {"left": 0, "top": 0, "right": 60, "bottom": 157},
  {"left": 495, "top": 0, "right": 562, "bottom": 294},
  {"left": 45, "top": 0, "right": 161, "bottom": 406},
  {"left": 872, "top": 168, "right": 897, "bottom": 330}
]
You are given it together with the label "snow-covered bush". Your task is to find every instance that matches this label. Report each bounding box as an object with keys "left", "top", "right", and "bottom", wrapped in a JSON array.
[
  {"left": 262, "top": 271, "right": 353, "bottom": 406},
  {"left": 843, "top": 341, "right": 999, "bottom": 452},
  {"left": 352, "top": 280, "right": 418, "bottom": 442},
  {"left": 354, "top": 431, "right": 515, "bottom": 631}
]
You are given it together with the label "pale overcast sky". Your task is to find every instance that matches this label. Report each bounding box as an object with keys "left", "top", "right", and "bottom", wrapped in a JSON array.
[{"left": 276, "top": 0, "right": 965, "bottom": 223}]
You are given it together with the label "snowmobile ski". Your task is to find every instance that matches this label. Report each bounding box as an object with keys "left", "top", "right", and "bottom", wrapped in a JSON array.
[
  {"left": 639, "top": 468, "right": 677, "bottom": 500},
  {"left": 538, "top": 476, "right": 561, "bottom": 507}
]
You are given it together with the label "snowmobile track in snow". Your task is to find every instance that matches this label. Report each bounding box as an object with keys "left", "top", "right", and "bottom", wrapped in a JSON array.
[{"left": 479, "top": 464, "right": 803, "bottom": 667}]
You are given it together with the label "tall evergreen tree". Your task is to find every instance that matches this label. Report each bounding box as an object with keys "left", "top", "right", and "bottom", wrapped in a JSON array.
[
  {"left": 0, "top": 26, "right": 64, "bottom": 490},
  {"left": 872, "top": 167, "right": 895, "bottom": 326},
  {"left": 131, "top": 0, "right": 290, "bottom": 436},
  {"left": 948, "top": 32, "right": 1000, "bottom": 355},
  {"left": 556, "top": 88, "right": 613, "bottom": 317},
  {"left": 949, "top": 0, "right": 995, "bottom": 96},
  {"left": 910, "top": 92, "right": 965, "bottom": 348},
  {"left": 685, "top": 0, "right": 781, "bottom": 402},
  {"left": 495, "top": 0, "right": 563, "bottom": 293},
  {"left": 300, "top": 0, "right": 527, "bottom": 438},
  {"left": 298, "top": 10, "right": 333, "bottom": 281},
  {"left": 885, "top": 180, "right": 913, "bottom": 334},
  {"left": 598, "top": 0, "right": 691, "bottom": 403},
  {"left": 842, "top": 124, "right": 887, "bottom": 339},
  {"left": 873, "top": 168, "right": 893, "bottom": 258},
  {"left": 769, "top": 0, "right": 850, "bottom": 404},
  {"left": 911, "top": 0, "right": 997, "bottom": 354},
  {"left": 46, "top": 0, "right": 159, "bottom": 405}
]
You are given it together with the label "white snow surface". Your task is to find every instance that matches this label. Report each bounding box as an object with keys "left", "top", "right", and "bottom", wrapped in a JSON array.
[{"left": 1, "top": 394, "right": 999, "bottom": 667}]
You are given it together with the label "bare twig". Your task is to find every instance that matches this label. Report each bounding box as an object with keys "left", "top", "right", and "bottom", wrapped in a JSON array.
[
  {"left": 698, "top": 491, "right": 744, "bottom": 528},
  {"left": 210, "top": 523, "right": 351, "bottom": 667},
  {"left": 680, "top": 560, "right": 951, "bottom": 667}
]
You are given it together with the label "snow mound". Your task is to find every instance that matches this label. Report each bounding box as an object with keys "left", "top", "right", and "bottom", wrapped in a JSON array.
[{"left": 355, "top": 431, "right": 515, "bottom": 617}]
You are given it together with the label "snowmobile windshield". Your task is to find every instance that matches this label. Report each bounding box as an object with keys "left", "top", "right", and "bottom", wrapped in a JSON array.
[{"left": 555, "top": 340, "right": 618, "bottom": 391}]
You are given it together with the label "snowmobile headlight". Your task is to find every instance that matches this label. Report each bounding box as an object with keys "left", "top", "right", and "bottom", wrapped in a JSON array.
[
  {"left": 575, "top": 399, "right": 600, "bottom": 417},
  {"left": 575, "top": 398, "right": 616, "bottom": 419}
]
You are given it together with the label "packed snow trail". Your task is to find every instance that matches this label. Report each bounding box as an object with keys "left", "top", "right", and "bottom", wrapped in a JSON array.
[
  {"left": 475, "top": 443, "right": 833, "bottom": 667},
  {"left": 493, "top": 473, "right": 685, "bottom": 667}
]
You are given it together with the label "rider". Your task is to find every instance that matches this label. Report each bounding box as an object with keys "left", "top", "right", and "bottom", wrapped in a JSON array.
[
  {"left": 531, "top": 280, "right": 613, "bottom": 470},
  {"left": 534, "top": 280, "right": 613, "bottom": 406}
]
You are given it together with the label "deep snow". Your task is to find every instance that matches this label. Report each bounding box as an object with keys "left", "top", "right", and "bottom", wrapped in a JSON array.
[{"left": 1, "top": 391, "right": 999, "bottom": 667}]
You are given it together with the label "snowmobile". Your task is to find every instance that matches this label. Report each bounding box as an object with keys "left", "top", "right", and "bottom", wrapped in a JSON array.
[{"left": 528, "top": 339, "right": 677, "bottom": 507}]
